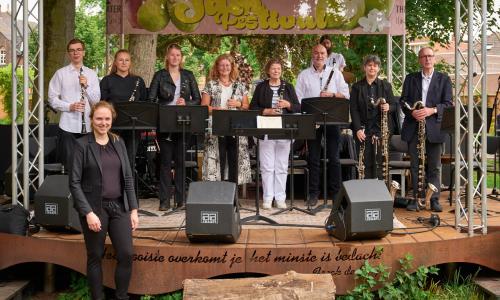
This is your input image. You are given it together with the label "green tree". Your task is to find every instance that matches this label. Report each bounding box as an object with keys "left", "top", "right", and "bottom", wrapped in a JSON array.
[{"left": 75, "top": 0, "right": 106, "bottom": 75}]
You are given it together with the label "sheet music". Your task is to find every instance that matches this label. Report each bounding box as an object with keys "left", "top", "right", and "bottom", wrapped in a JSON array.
[{"left": 257, "top": 116, "right": 282, "bottom": 129}]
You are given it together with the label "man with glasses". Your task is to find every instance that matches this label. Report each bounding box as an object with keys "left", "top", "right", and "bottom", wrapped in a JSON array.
[
  {"left": 296, "top": 44, "right": 350, "bottom": 207},
  {"left": 400, "top": 47, "right": 453, "bottom": 212},
  {"left": 48, "top": 38, "right": 100, "bottom": 172}
]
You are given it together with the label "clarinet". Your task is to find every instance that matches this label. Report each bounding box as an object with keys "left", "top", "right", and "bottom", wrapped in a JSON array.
[
  {"left": 229, "top": 82, "right": 238, "bottom": 110},
  {"left": 322, "top": 69, "right": 335, "bottom": 92},
  {"left": 79, "top": 67, "right": 87, "bottom": 134}
]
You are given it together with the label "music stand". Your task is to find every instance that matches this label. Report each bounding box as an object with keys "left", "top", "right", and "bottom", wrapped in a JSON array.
[
  {"left": 212, "top": 110, "right": 259, "bottom": 215},
  {"left": 114, "top": 102, "right": 158, "bottom": 217},
  {"left": 301, "top": 98, "right": 350, "bottom": 214},
  {"left": 159, "top": 105, "right": 208, "bottom": 216},
  {"left": 271, "top": 114, "right": 316, "bottom": 216}
]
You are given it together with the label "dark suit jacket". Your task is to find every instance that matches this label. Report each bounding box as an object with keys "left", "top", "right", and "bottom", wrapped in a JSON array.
[
  {"left": 400, "top": 71, "right": 453, "bottom": 143},
  {"left": 70, "top": 133, "right": 138, "bottom": 217},
  {"left": 350, "top": 77, "right": 396, "bottom": 136},
  {"left": 250, "top": 79, "right": 300, "bottom": 113},
  {"left": 148, "top": 69, "right": 201, "bottom": 105}
]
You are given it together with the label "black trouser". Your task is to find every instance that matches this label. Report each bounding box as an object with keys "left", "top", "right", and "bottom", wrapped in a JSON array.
[
  {"left": 57, "top": 129, "right": 85, "bottom": 174},
  {"left": 80, "top": 200, "right": 133, "bottom": 300},
  {"left": 408, "top": 136, "right": 442, "bottom": 201},
  {"left": 354, "top": 135, "right": 383, "bottom": 180},
  {"left": 159, "top": 133, "right": 185, "bottom": 206},
  {"left": 218, "top": 136, "right": 238, "bottom": 183},
  {"left": 307, "top": 125, "right": 342, "bottom": 198}
]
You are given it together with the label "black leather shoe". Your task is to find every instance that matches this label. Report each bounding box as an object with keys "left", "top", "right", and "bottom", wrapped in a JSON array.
[
  {"left": 307, "top": 194, "right": 319, "bottom": 207},
  {"left": 431, "top": 199, "right": 443, "bottom": 212},
  {"left": 159, "top": 202, "right": 170, "bottom": 211},
  {"left": 406, "top": 200, "right": 418, "bottom": 211}
]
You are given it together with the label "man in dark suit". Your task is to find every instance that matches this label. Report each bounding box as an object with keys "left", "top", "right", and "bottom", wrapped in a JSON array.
[{"left": 400, "top": 47, "right": 453, "bottom": 212}]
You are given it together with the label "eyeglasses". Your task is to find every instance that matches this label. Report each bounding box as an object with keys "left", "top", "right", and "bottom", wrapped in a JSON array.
[
  {"left": 419, "top": 55, "right": 434, "bottom": 59},
  {"left": 68, "top": 48, "right": 84, "bottom": 54}
]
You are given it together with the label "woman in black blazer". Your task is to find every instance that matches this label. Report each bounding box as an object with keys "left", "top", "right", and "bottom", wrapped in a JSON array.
[
  {"left": 70, "top": 101, "right": 138, "bottom": 300},
  {"left": 250, "top": 58, "right": 300, "bottom": 209},
  {"left": 148, "top": 43, "right": 201, "bottom": 211},
  {"left": 350, "top": 55, "right": 395, "bottom": 179}
]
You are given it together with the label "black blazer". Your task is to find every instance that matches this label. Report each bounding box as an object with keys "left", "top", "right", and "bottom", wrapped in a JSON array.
[
  {"left": 70, "top": 133, "right": 138, "bottom": 217},
  {"left": 350, "top": 77, "right": 396, "bottom": 136},
  {"left": 250, "top": 79, "right": 300, "bottom": 113},
  {"left": 148, "top": 69, "right": 201, "bottom": 105},
  {"left": 400, "top": 71, "right": 453, "bottom": 143}
]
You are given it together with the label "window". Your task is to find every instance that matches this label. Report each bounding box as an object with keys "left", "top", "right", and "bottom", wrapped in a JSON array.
[{"left": 0, "top": 48, "right": 6, "bottom": 65}]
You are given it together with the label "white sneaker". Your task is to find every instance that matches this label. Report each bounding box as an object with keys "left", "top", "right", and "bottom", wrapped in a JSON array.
[
  {"left": 262, "top": 202, "right": 272, "bottom": 210},
  {"left": 276, "top": 202, "right": 287, "bottom": 209}
]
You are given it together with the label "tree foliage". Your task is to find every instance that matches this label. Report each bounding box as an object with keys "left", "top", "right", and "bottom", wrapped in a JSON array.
[{"left": 75, "top": 0, "right": 107, "bottom": 74}]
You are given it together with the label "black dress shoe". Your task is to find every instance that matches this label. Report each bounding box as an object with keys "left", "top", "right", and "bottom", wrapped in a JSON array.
[
  {"left": 431, "top": 199, "right": 442, "bottom": 212},
  {"left": 307, "top": 193, "right": 319, "bottom": 207},
  {"left": 406, "top": 200, "right": 418, "bottom": 211},
  {"left": 159, "top": 202, "right": 170, "bottom": 211}
]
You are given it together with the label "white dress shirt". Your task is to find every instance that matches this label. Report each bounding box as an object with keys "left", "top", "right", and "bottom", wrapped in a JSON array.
[
  {"left": 327, "top": 52, "right": 346, "bottom": 70},
  {"left": 48, "top": 64, "right": 100, "bottom": 133},
  {"left": 295, "top": 65, "right": 350, "bottom": 102},
  {"left": 421, "top": 70, "right": 434, "bottom": 106}
]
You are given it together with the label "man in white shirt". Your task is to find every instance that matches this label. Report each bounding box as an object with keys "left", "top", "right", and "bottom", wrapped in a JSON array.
[
  {"left": 296, "top": 44, "right": 350, "bottom": 207},
  {"left": 319, "top": 35, "right": 346, "bottom": 72},
  {"left": 48, "top": 38, "right": 100, "bottom": 171}
]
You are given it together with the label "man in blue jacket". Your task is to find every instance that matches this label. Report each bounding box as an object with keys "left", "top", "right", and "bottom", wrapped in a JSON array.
[{"left": 400, "top": 47, "right": 453, "bottom": 212}]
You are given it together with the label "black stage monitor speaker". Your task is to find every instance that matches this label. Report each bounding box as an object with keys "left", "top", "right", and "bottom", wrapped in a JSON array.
[
  {"left": 186, "top": 181, "right": 241, "bottom": 243},
  {"left": 34, "top": 175, "right": 82, "bottom": 232},
  {"left": 326, "top": 179, "right": 392, "bottom": 241}
]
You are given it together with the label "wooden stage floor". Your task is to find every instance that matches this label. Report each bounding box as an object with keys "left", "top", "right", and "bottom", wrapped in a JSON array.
[{"left": 1, "top": 194, "right": 499, "bottom": 295}]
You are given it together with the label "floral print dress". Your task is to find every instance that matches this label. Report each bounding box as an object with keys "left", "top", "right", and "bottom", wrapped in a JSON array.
[{"left": 201, "top": 80, "right": 252, "bottom": 185}]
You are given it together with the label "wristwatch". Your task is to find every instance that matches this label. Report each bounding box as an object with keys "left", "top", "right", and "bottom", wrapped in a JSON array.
[{"left": 434, "top": 107, "right": 438, "bottom": 114}]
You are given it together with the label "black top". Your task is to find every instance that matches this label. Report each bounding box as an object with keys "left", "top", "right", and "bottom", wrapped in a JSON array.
[
  {"left": 350, "top": 77, "right": 396, "bottom": 136},
  {"left": 99, "top": 142, "right": 123, "bottom": 199},
  {"left": 250, "top": 79, "right": 300, "bottom": 114},
  {"left": 100, "top": 73, "right": 148, "bottom": 103}
]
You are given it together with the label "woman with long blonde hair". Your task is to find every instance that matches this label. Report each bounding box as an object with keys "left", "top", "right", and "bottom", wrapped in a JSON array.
[{"left": 148, "top": 43, "right": 201, "bottom": 211}]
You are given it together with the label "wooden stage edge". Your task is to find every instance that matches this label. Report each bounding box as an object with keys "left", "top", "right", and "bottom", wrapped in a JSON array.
[{"left": 1, "top": 222, "right": 499, "bottom": 295}]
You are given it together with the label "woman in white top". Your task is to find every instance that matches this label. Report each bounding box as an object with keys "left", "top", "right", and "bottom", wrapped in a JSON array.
[{"left": 201, "top": 54, "right": 251, "bottom": 185}]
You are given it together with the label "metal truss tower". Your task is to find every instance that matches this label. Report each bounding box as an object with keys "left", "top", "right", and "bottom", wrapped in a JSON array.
[
  {"left": 10, "top": 0, "right": 44, "bottom": 207},
  {"left": 454, "top": 0, "right": 488, "bottom": 235},
  {"left": 387, "top": 33, "right": 406, "bottom": 94}
]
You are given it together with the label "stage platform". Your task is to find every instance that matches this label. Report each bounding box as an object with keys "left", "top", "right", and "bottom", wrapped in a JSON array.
[{"left": 1, "top": 195, "right": 499, "bottom": 295}]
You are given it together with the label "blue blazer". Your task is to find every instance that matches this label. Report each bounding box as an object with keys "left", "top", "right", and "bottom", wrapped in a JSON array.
[
  {"left": 400, "top": 71, "right": 453, "bottom": 144},
  {"left": 70, "top": 133, "right": 138, "bottom": 217}
]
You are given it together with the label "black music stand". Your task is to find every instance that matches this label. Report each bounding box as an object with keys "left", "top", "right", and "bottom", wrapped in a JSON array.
[
  {"left": 159, "top": 105, "right": 209, "bottom": 216},
  {"left": 114, "top": 102, "right": 158, "bottom": 217},
  {"left": 301, "top": 98, "right": 350, "bottom": 214},
  {"left": 271, "top": 114, "right": 316, "bottom": 216},
  {"left": 212, "top": 110, "right": 259, "bottom": 215}
]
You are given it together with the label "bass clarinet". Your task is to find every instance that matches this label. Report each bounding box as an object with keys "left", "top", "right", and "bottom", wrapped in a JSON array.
[
  {"left": 403, "top": 100, "right": 436, "bottom": 210},
  {"left": 371, "top": 97, "right": 400, "bottom": 199}
]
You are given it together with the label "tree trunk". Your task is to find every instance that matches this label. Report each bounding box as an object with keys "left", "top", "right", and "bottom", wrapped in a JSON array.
[
  {"left": 43, "top": 0, "right": 75, "bottom": 121},
  {"left": 129, "top": 34, "right": 157, "bottom": 87}
]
